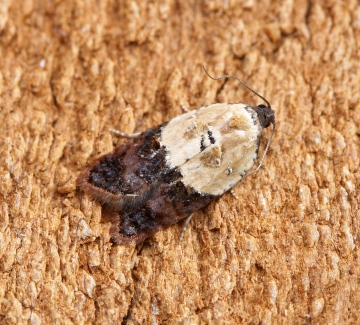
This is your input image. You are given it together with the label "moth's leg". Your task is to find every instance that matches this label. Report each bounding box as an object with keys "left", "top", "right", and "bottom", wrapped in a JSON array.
[
  {"left": 230, "top": 189, "right": 238, "bottom": 199},
  {"left": 109, "top": 128, "right": 141, "bottom": 138},
  {"left": 180, "top": 104, "right": 190, "bottom": 113},
  {"left": 179, "top": 213, "right": 194, "bottom": 243}
]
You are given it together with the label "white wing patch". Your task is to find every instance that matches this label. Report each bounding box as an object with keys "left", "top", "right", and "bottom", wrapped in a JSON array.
[{"left": 160, "top": 103, "right": 263, "bottom": 196}]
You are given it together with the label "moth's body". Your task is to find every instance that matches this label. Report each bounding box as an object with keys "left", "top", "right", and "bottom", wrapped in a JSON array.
[{"left": 77, "top": 102, "right": 274, "bottom": 244}]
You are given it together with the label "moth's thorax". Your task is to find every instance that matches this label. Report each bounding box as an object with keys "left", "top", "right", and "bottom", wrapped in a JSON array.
[{"left": 160, "top": 103, "right": 264, "bottom": 196}]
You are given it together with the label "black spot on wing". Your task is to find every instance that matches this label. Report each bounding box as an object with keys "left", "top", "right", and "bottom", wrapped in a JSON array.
[
  {"left": 208, "top": 130, "right": 215, "bottom": 144},
  {"left": 200, "top": 130, "right": 216, "bottom": 152},
  {"left": 200, "top": 134, "right": 206, "bottom": 151}
]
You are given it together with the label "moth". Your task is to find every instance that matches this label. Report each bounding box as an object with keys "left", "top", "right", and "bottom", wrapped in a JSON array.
[{"left": 77, "top": 67, "right": 275, "bottom": 244}]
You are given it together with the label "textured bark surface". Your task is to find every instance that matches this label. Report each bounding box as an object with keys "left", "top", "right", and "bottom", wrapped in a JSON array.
[{"left": 0, "top": 0, "right": 359, "bottom": 324}]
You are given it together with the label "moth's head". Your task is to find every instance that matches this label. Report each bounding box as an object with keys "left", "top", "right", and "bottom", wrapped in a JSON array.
[{"left": 255, "top": 104, "right": 275, "bottom": 129}]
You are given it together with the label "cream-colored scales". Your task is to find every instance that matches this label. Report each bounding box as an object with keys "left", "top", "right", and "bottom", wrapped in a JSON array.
[{"left": 160, "top": 103, "right": 263, "bottom": 196}]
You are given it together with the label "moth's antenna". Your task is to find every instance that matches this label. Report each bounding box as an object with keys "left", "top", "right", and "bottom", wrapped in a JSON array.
[{"left": 202, "top": 66, "right": 272, "bottom": 108}]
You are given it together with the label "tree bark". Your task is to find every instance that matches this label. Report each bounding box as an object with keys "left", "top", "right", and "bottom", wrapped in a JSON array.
[{"left": 0, "top": 0, "right": 359, "bottom": 324}]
